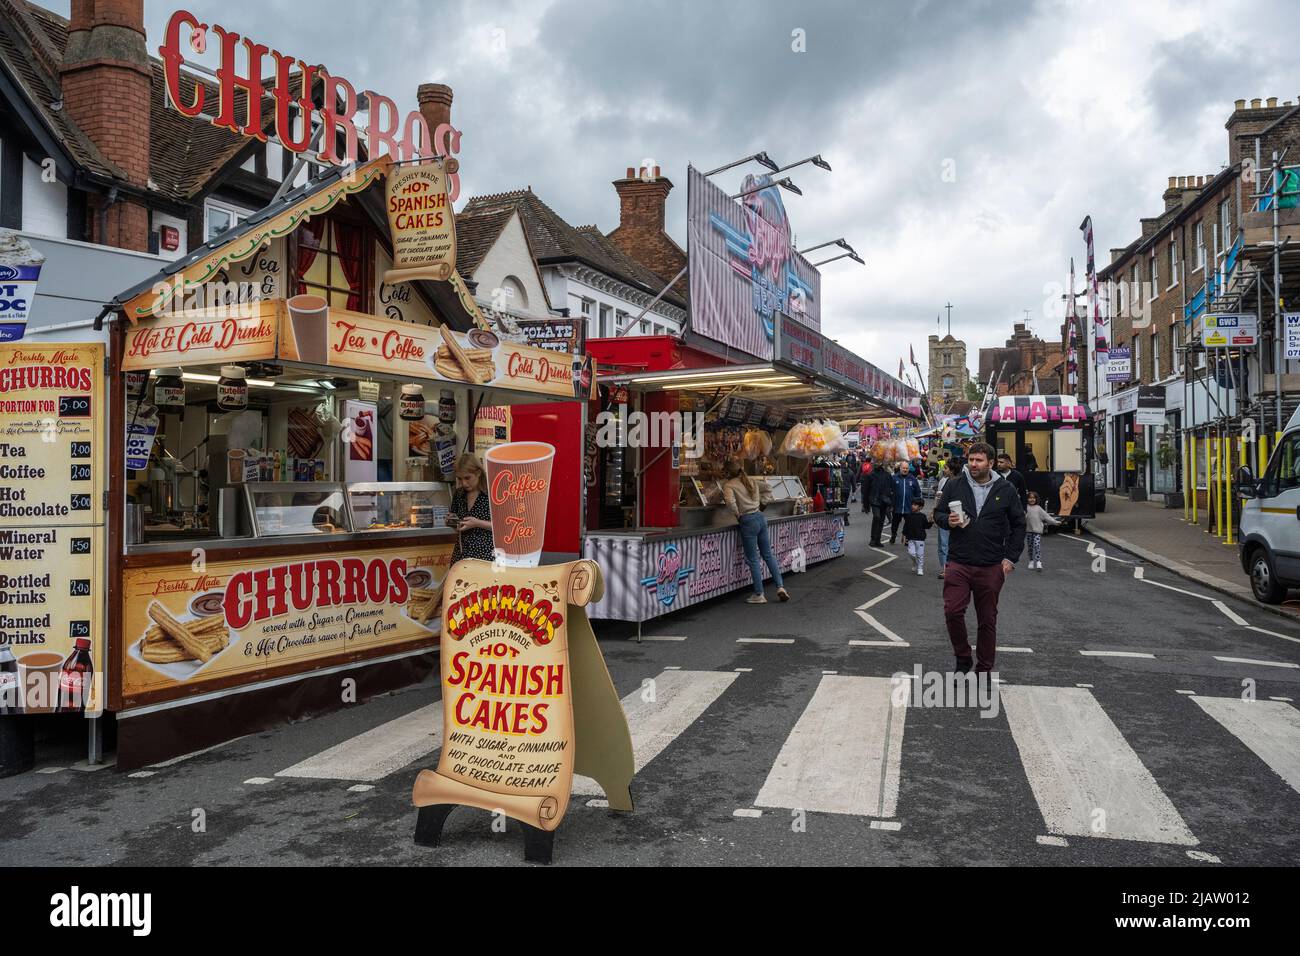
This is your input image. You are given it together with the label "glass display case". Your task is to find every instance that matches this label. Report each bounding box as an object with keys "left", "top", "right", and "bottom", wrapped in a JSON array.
[
  {"left": 243, "top": 482, "right": 353, "bottom": 537},
  {"left": 347, "top": 482, "right": 452, "bottom": 532}
]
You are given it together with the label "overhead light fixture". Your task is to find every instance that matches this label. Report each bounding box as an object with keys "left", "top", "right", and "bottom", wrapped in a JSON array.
[
  {"left": 629, "top": 367, "right": 778, "bottom": 384},
  {"left": 797, "top": 237, "right": 857, "bottom": 257},
  {"left": 730, "top": 177, "right": 801, "bottom": 201},
  {"left": 703, "top": 151, "right": 781, "bottom": 177},
  {"left": 810, "top": 250, "right": 865, "bottom": 268},
  {"left": 767, "top": 154, "right": 833, "bottom": 176}
]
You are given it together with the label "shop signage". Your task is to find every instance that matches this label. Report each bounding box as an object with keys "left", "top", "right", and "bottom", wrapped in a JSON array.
[
  {"left": 473, "top": 405, "right": 512, "bottom": 456},
  {"left": 1136, "top": 385, "right": 1166, "bottom": 426},
  {"left": 502, "top": 316, "right": 586, "bottom": 355},
  {"left": 0, "top": 343, "right": 106, "bottom": 716},
  {"left": 0, "top": 231, "right": 45, "bottom": 342},
  {"left": 988, "top": 395, "right": 1089, "bottom": 424},
  {"left": 1105, "top": 347, "right": 1132, "bottom": 383},
  {"left": 383, "top": 160, "right": 458, "bottom": 284},
  {"left": 1286, "top": 313, "right": 1300, "bottom": 360},
  {"left": 159, "top": 10, "right": 462, "bottom": 184},
  {"left": 281, "top": 306, "right": 580, "bottom": 399},
  {"left": 772, "top": 312, "right": 909, "bottom": 407},
  {"left": 121, "top": 301, "right": 280, "bottom": 371},
  {"left": 120, "top": 542, "right": 453, "bottom": 701},
  {"left": 411, "top": 558, "right": 634, "bottom": 856},
  {"left": 1203, "top": 313, "right": 1258, "bottom": 347},
  {"left": 686, "top": 166, "right": 820, "bottom": 360}
]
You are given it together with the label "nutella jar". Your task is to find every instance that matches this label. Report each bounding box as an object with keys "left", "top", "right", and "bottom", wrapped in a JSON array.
[
  {"left": 438, "top": 389, "right": 456, "bottom": 424},
  {"left": 125, "top": 370, "right": 149, "bottom": 401},
  {"left": 217, "top": 365, "right": 248, "bottom": 411},
  {"left": 152, "top": 368, "right": 185, "bottom": 413},
  {"left": 399, "top": 383, "right": 425, "bottom": 421}
]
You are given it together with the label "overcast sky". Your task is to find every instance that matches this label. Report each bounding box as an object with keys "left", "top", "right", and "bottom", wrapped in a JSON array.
[{"left": 52, "top": 0, "right": 1300, "bottom": 380}]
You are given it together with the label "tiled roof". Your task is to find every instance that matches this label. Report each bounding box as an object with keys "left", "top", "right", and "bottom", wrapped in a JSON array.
[
  {"left": 454, "top": 205, "right": 514, "bottom": 277},
  {"left": 462, "top": 188, "right": 687, "bottom": 309}
]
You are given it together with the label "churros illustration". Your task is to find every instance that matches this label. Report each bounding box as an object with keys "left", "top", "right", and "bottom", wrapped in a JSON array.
[
  {"left": 437, "top": 327, "right": 492, "bottom": 383},
  {"left": 138, "top": 615, "right": 230, "bottom": 664},
  {"left": 147, "top": 602, "right": 226, "bottom": 663},
  {"left": 407, "top": 583, "right": 444, "bottom": 627}
]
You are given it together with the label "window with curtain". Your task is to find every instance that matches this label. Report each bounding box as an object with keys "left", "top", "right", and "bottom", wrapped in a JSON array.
[{"left": 297, "top": 219, "right": 368, "bottom": 311}]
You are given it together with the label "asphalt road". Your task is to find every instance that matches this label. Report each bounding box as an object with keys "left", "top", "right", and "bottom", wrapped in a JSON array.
[{"left": 4, "top": 512, "right": 1300, "bottom": 867}]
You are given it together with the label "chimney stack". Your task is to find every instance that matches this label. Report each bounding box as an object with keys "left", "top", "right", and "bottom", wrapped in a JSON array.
[
  {"left": 417, "top": 83, "right": 454, "bottom": 137},
  {"left": 60, "top": 0, "right": 151, "bottom": 250},
  {"left": 607, "top": 166, "right": 687, "bottom": 297}
]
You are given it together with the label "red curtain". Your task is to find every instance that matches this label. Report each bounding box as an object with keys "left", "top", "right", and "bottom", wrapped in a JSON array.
[
  {"left": 333, "top": 221, "right": 365, "bottom": 311},
  {"left": 295, "top": 218, "right": 326, "bottom": 295}
]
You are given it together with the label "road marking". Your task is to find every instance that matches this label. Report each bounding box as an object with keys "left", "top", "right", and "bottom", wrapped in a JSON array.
[
  {"left": 870, "top": 820, "right": 903, "bottom": 831},
  {"left": 1000, "top": 685, "right": 1197, "bottom": 845},
  {"left": 35, "top": 767, "right": 63, "bottom": 774},
  {"left": 664, "top": 665, "right": 682, "bottom": 670},
  {"left": 1245, "top": 625, "right": 1300, "bottom": 646},
  {"left": 243, "top": 777, "right": 274, "bottom": 786},
  {"left": 1187, "top": 850, "right": 1222, "bottom": 864},
  {"left": 127, "top": 770, "right": 156, "bottom": 779},
  {"left": 1141, "top": 578, "right": 1215, "bottom": 600},
  {"left": 346, "top": 784, "right": 374, "bottom": 793},
  {"left": 857, "top": 587, "right": 899, "bottom": 611},
  {"left": 1037, "top": 835, "right": 1069, "bottom": 847},
  {"left": 1133, "top": 566, "right": 1144, "bottom": 580},
  {"left": 737, "top": 637, "right": 795, "bottom": 645},
  {"left": 1000, "top": 647, "right": 1034, "bottom": 653},
  {"left": 630, "top": 634, "right": 688, "bottom": 642},
  {"left": 277, "top": 704, "right": 442, "bottom": 782},
  {"left": 1212, "top": 601, "right": 1249, "bottom": 626},
  {"left": 733, "top": 808, "right": 763, "bottom": 818},
  {"left": 822, "top": 670, "right": 839, "bottom": 675},
  {"left": 1212, "top": 656, "right": 1300, "bottom": 670},
  {"left": 1079, "top": 650, "right": 1156, "bottom": 659},
  {"left": 586, "top": 799, "right": 609, "bottom": 809},
  {"left": 1191, "top": 697, "right": 1300, "bottom": 794},
  {"left": 734, "top": 667, "right": 752, "bottom": 673},
  {"left": 1270, "top": 696, "right": 1295, "bottom": 702},
  {"left": 754, "top": 675, "right": 907, "bottom": 818},
  {"left": 1176, "top": 690, "right": 1197, "bottom": 696},
  {"left": 1075, "top": 683, "right": 1094, "bottom": 689},
  {"left": 573, "top": 669, "right": 738, "bottom": 796},
  {"left": 148, "top": 733, "right": 255, "bottom": 768},
  {"left": 864, "top": 571, "right": 900, "bottom": 589},
  {"left": 852, "top": 610, "right": 911, "bottom": 646}
]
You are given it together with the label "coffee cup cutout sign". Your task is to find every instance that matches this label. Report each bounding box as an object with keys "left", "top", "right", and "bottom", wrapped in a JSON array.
[{"left": 484, "top": 442, "right": 554, "bottom": 567}]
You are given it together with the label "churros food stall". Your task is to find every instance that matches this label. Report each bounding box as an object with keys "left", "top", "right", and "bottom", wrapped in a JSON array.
[
  {"left": 9, "top": 157, "right": 590, "bottom": 768},
  {"left": 582, "top": 318, "right": 917, "bottom": 627}
]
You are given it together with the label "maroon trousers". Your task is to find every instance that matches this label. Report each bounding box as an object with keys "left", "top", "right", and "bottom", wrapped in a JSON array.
[{"left": 942, "top": 561, "right": 1006, "bottom": 671}]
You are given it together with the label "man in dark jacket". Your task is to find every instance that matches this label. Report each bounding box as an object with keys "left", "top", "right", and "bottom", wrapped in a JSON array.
[
  {"left": 996, "top": 452, "right": 1028, "bottom": 509},
  {"left": 867, "top": 463, "right": 894, "bottom": 547},
  {"left": 934, "top": 442, "right": 1026, "bottom": 674},
  {"left": 889, "top": 460, "right": 923, "bottom": 545},
  {"left": 859, "top": 460, "right": 873, "bottom": 514}
]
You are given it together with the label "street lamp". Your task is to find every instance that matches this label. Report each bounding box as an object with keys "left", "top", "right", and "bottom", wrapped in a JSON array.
[
  {"left": 768, "top": 154, "right": 832, "bottom": 176},
  {"left": 810, "top": 250, "right": 864, "bottom": 268},
  {"left": 730, "top": 177, "right": 802, "bottom": 200},
  {"left": 798, "top": 238, "right": 856, "bottom": 257},
  {"left": 704, "top": 151, "right": 781, "bottom": 177}
]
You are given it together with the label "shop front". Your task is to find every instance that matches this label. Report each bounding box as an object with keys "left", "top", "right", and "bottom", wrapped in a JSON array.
[{"left": 3, "top": 157, "right": 588, "bottom": 769}]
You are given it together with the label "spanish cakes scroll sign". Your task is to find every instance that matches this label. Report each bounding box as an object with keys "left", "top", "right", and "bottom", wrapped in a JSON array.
[
  {"left": 384, "top": 158, "right": 458, "bottom": 284},
  {"left": 411, "top": 558, "right": 634, "bottom": 863}
]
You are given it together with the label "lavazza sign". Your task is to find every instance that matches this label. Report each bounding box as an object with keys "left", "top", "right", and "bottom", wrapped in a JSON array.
[{"left": 160, "top": 11, "right": 461, "bottom": 170}]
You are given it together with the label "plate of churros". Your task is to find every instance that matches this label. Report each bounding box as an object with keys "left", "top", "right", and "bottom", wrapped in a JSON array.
[
  {"left": 405, "top": 576, "right": 444, "bottom": 634},
  {"left": 129, "top": 596, "right": 233, "bottom": 679},
  {"left": 430, "top": 327, "right": 496, "bottom": 384}
]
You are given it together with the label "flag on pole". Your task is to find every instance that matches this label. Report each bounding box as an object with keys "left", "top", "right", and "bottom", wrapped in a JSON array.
[
  {"left": 1067, "top": 258, "right": 1078, "bottom": 390},
  {"left": 1080, "top": 215, "right": 1108, "bottom": 364}
]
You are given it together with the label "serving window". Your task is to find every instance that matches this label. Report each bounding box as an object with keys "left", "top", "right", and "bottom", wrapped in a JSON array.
[{"left": 297, "top": 218, "right": 371, "bottom": 311}]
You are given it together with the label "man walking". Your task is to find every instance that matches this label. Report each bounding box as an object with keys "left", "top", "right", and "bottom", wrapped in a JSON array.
[
  {"left": 890, "top": 460, "right": 922, "bottom": 545},
  {"left": 996, "top": 451, "right": 1028, "bottom": 509},
  {"left": 859, "top": 458, "right": 873, "bottom": 515},
  {"left": 934, "top": 442, "right": 1026, "bottom": 674},
  {"left": 867, "top": 461, "right": 894, "bottom": 547}
]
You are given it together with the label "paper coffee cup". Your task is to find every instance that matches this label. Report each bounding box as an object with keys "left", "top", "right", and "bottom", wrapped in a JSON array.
[
  {"left": 18, "top": 651, "right": 63, "bottom": 714},
  {"left": 484, "top": 442, "right": 555, "bottom": 567},
  {"left": 287, "top": 293, "right": 329, "bottom": 363},
  {"left": 227, "top": 449, "right": 246, "bottom": 483}
]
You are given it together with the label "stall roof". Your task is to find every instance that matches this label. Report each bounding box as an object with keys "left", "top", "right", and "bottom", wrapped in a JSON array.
[
  {"left": 988, "top": 394, "right": 1090, "bottom": 424},
  {"left": 602, "top": 363, "right": 916, "bottom": 422}
]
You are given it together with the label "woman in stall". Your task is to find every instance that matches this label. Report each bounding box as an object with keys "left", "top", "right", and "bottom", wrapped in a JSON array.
[
  {"left": 722, "top": 459, "right": 789, "bottom": 605},
  {"left": 447, "top": 453, "right": 495, "bottom": 563}
]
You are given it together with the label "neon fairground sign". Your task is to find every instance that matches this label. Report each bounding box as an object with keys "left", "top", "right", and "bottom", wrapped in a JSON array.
[{"left": 159, "top": 10, "right": 461, "bottom": 184}]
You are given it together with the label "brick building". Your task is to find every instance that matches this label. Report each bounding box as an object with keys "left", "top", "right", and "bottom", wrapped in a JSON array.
[{"left": 978, "top": 323, "right": 1064, "bottom": 396}]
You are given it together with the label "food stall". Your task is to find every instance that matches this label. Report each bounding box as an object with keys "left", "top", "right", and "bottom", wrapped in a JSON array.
[
  {"left": 8, "top": 157, "right": 590, "bottom": 768},
  {"left": 583, "top": 316, "right": 917, "bottom": 627},
  {"left": 985, "top": 394, "right": 1096, "bottom": 520}
]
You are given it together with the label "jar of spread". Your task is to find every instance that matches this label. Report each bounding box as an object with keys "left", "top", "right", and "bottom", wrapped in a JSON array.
[
  {"left": 399, "top": 383, "right": 425, "bottom": 421},
  {"left": 125, "top": 370, "right": 149, "bottom": 401},
  {"left": 152, "top": 368, "right": 185, "bottom": 412},
  {"left": 217, "top": 365, "right": 248, "bottom": 411},
  {"left": 438, "top": 389, "right": 456, "bottom": 424}
]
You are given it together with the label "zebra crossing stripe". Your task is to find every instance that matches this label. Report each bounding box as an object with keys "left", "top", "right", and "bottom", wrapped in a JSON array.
[
  {"left": 754, "top": 676, "right": 907, "bottom": 818},
  {"left": 1190, "top": 697, "right": 1300, "bottom": 794},
  {"left": 1000, "top": 685, "right": 1198, "bottom": 846},
  {"left": 276, "top": 704, "right": 443, "bottom": 782},
  {"left": 572, "top": 670, "right": 739, "bottom": 797}
]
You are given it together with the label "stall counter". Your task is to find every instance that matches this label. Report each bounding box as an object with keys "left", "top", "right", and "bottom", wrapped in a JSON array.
[{"left": 583, "top": 510, "right": 846, "bottom": 622}]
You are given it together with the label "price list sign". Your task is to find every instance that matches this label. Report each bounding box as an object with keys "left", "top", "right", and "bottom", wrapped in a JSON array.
[{"left": 0, "top": 344, "right": 105, "bottom": 716}]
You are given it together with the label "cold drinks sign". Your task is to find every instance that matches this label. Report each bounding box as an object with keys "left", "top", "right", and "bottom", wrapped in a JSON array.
[{"left": 159, "top": 11, "right": 462, "bottom": 178}]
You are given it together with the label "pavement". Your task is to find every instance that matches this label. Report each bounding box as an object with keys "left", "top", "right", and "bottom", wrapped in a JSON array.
[
  {"left": 3, "top": 512, "right": 1299, "bottom": 867},
  {"left": 1087, "top": 494, "right": 1300, "bottom": 618}
]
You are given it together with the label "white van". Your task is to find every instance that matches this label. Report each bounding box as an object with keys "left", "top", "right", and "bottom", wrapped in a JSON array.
[{"left": 1238, "top": 409, "right": 1300, "bottom": 602}]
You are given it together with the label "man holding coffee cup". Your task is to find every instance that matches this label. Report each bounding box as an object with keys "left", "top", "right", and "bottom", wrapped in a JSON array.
[{"left": 933, "top": 442, "right": 1026, "bottom": 676}]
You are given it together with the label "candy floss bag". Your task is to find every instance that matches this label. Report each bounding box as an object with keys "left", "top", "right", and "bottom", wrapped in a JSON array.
[{"left": 411, "top": 558, "right": 634, "bottom": 851}]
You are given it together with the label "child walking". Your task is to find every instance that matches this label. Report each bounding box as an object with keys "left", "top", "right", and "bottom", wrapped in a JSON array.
[
  {"left": 1024, "top": 490, "right": 1060, "bottom": 571},
  {"left": 902, "top": 498, "right": 931, "bottom": 576}
]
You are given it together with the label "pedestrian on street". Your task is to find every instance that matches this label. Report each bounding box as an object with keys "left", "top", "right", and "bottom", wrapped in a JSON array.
[
  {"left": 859, "top": 459, "right": 873, "bottom": 514},
  {"left": 902, "top": 498, "right": 931, "bottom": 576},
  {"left": 868, "top": 461, "right": 895, "bottom": 547},
  {"left": 722, "top": 459, "right": 789, "bottom": 605},
  {"left": 890, "top": 460, "right": 922, "bottom": 545},
  {"left": 934, "top": 442, "right": 1026, "bottom": 674},
  {"left": 934, "top": 457, "right": 960, "bottom": 579},
  {"left": 996, "top": 451, "right": 1028, "bottom": 509},
  {"left": 1023, "top": 490, "right": 1060, "bottom": 571}
]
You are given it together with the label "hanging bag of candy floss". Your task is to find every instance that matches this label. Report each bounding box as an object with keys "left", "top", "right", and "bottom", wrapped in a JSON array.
[{"left": 0, "top": 231, "right": 45, "bottom": 342}]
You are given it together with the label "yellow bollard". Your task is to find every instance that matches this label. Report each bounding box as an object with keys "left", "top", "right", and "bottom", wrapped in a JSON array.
[
  {"left": 1205, "top": 436, "right": 1212, "bottom": 532},
  {"left": 1225, "top": 435, "right": 1234, "bottom": 546},
  {"left": 1216, "top": 437, "right": 1225, "bottom": 538},
  {"left": 1190, "top": 435, "right": 1198, "bottom": 523}
]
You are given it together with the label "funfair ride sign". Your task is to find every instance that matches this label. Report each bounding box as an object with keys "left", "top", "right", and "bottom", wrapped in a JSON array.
[{"left": 159, "top": 11, "right": 461, "bottom": 195}]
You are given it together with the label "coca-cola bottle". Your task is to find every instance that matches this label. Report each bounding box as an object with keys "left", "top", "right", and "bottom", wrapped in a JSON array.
[
  {"left": 0, "top": 645, "right": 19, "bottom": 715},
  {"left": 55, "top": 639, "right": 93, "bottom": 714}
]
